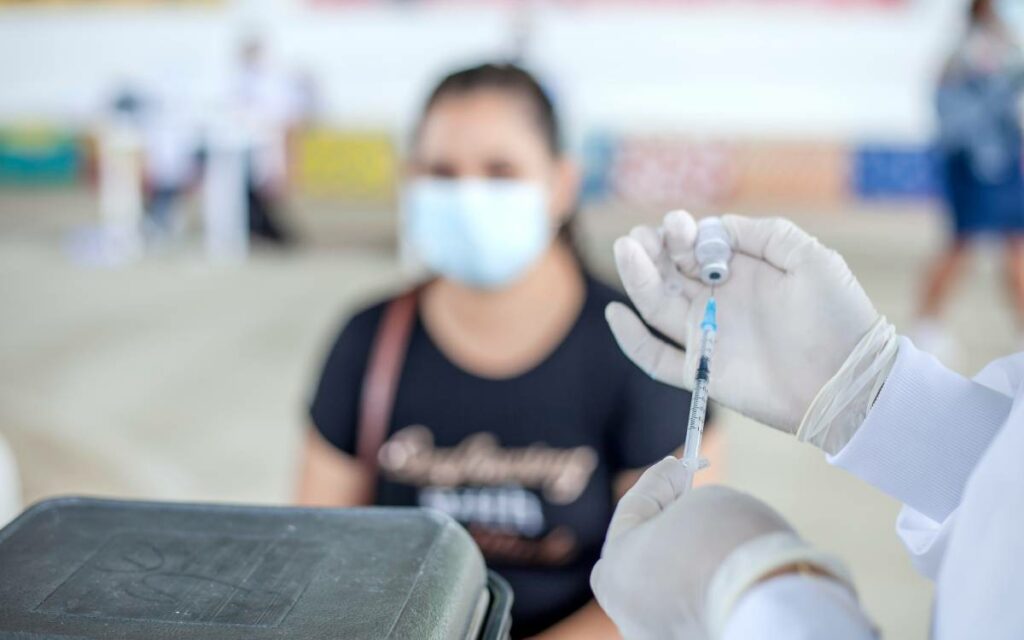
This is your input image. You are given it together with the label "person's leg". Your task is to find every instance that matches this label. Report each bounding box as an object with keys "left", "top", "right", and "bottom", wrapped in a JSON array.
[
  {"left": 1004, "top": 235, "right": 1024, "bottom": 327},
  {"left": 919, "top": 236, "right": 970, "bottom": 319},
  {"left": 920, "top": 150, "right": 974, "bottom": 319},
  {"left": 995, "top": 150, "right": 1024, "bottom": 328},
  {"left": 147, "top": 187, "right": 177, "bottom": 231},
  {"left": 911, "top": 235, "right": 969, "bottom": 363},
  {"left": 247, "top": 185, "right": 268, "bottom": 237},
  {"left": 247, "top": 184, "right": 291, "bottom": 245},
  {"left": 256, "top": 192, "right": 289, "bottom": 244}
]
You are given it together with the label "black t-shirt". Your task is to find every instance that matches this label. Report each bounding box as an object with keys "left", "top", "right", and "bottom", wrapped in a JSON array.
[{"left": 309, "top": 276, "right": 692, "bottom": 638}]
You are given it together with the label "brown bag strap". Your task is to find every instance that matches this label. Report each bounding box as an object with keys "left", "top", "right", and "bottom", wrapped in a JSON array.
[{"left": 356, "top": 288, "right": 420, "bottom": 494}]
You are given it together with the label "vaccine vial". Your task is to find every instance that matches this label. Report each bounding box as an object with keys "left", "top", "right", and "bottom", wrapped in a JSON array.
[{"left": 695, "top": 218, "right": 732, "bottom": 286}]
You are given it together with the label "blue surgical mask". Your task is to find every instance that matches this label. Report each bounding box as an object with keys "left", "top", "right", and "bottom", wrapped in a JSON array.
[{"left": 402, "top": 178, "right": 552, "bottom": 289}]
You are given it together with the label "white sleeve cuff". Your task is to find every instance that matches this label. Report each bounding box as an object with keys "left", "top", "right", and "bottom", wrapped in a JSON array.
[{"left": 829, "top": 337, "right": 1011, "bottom": 523}]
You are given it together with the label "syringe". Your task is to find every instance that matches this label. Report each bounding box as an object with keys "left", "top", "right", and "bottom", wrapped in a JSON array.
[
  {"left": 681, "top": 296, "right": 717, "bottom": 488},
  {"left": 680, "top": 217, "right": 731, "bottom": 488}
]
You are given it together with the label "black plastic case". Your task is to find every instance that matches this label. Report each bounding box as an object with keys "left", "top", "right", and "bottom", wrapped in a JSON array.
[{"left": 0, "top": 497, "right": 512, "bottom": 639}]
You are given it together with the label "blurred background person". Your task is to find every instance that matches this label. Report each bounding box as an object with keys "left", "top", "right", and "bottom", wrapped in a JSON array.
[
  {"left": 297, "top": 63, "right": 709, "bottom": 639},
  {"left": 230, "top": 35, "right": 296, "bottom": 245},
  {"left": 82, "top": 82, "right": 147, "bottom": 266},
  {"left": 916, "top": 0, "right": 1024, "bottom": 359},
  {"left": 140, "top": 70, "right": 202, "bottom": 245}
]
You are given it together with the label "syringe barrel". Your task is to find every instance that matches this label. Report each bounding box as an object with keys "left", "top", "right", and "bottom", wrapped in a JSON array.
[
  {"left": 682, "top": 378, "right": 708, "bottom": 462},
  {"left": 682, "top": 324, "right": 716, "bottom": 468}
]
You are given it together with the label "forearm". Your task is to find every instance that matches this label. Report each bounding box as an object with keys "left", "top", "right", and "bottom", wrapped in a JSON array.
[
  {"left": 530, "top": 600, "right": 619, "bottom": 640},
  {"left": 295, "top": 426, "right": 373, "bottom": 507},
  {"left": 829, "top": 338, "right": 1012, "bottom": 523}
]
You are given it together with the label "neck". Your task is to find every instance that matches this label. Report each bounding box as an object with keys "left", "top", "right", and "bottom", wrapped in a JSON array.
[
  {"left": 420, "top": 241, "right": 586, "bottom": 378},
  {"left": 431, "top": 242, "right": 583, "bottom": 325}
]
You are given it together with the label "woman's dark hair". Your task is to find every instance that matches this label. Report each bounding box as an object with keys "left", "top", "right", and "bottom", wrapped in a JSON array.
[
  {"left": 416, "top": 62, "right": 583, "bottom": 262},
  {"left": 969, "top": 0, "right": 995, "bottom": 23},
  {"left": 419, "top": 62, "right": 563, "bottom": 155}
]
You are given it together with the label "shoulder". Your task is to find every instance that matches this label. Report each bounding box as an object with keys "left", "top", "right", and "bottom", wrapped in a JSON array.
[
  {"left": 577, "top": 274, "right": 631, "bottom": 334},
  {"left": 314, "top": 292, "right": 413, "bottom": 391},
  {"left": 583, "top": 274, "right": 628, "bottom": 308},
  {"left": 575, "top": 275, "right": 684, "bottom": 381},
  {"left": 573, "top": 274, "right": 631, "bottom": 360},
  {"left": 323, "top": 292, "right": 405, "bottom": 362},
  {"left": 340, "top": 298, "right": 389, "bottom": 340}
]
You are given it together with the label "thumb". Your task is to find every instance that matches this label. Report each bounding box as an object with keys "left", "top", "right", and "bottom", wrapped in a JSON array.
[{"left": 606, "top": 456, "right": 690, "bottom": 543}]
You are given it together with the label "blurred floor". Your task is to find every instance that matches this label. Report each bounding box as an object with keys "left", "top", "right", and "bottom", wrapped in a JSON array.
[{"left": 2, "top": 188, "right": 1019, "bottom": 638}]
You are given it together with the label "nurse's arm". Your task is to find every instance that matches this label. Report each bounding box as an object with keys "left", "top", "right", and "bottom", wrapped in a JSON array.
[
  {"left": 828, "top": 339, "right": 1012, "bottom": 524},
  {"left": 295, "top": 425, "right": 373, "bottom": 507}
]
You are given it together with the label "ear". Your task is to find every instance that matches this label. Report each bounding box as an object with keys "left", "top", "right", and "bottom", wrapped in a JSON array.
[{"left": 549, "top": 158, "right": 582, "bottom": 225}]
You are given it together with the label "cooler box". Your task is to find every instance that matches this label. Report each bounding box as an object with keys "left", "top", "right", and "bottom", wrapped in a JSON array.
[{"left": 0, "top": 497, "right": 512, "bottom": 640}]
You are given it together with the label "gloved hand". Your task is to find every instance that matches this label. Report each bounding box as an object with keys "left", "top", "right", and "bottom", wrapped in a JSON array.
[
  {"left": 591, "top": 457, "right": 855, "bottom": 640},
  {"left": 607, "top": 211, "right": 897, "bottom": 453}
]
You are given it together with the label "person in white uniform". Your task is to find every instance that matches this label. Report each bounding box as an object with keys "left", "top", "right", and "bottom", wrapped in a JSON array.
[{"left": 590, "top": 210, "right": 1024, "bottom": 639}]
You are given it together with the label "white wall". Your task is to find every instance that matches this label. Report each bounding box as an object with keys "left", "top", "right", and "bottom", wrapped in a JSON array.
[{"left": 0, "top": 0, "right": 966, "bottom": 142}]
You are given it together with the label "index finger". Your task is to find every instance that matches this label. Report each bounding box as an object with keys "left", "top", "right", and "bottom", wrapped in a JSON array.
[{"left": 720, "top": 214, "right": 819, "bottom": 273}]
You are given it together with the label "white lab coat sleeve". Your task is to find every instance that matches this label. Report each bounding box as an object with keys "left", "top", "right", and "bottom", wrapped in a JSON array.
[
  {"left": 892, "top": 505, "right": 956, "bottom": 579},
  {"left": 971, "top": 351, "right": 1024, "bottom": 397},
  {"left": 722, "top": 575, "right": 877, "bottom": 640},
  {"left": 892, "top": 351, "right": 1024, "bottom": 578},
  {"left": 828, "top": 337, "right": 1012, "bottom": 524},
  {"left": 932, "top": 393, "right": 1024, "bottom": 638},
  {"left": 717, "top": 345, "right": 1024, "bottom": 636}
]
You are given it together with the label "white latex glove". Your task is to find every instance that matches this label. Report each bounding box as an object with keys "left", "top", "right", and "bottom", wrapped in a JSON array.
[
  {"left": 591, "top": 458, "right": 855, "bottom": 640},
  {"left": 608, "top": 211, "right": 895, "bottom": 452}
]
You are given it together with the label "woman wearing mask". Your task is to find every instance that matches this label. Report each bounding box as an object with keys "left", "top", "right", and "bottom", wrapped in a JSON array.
[{"left": 298, "top": 63, "right": 704, "bottom": 639}]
